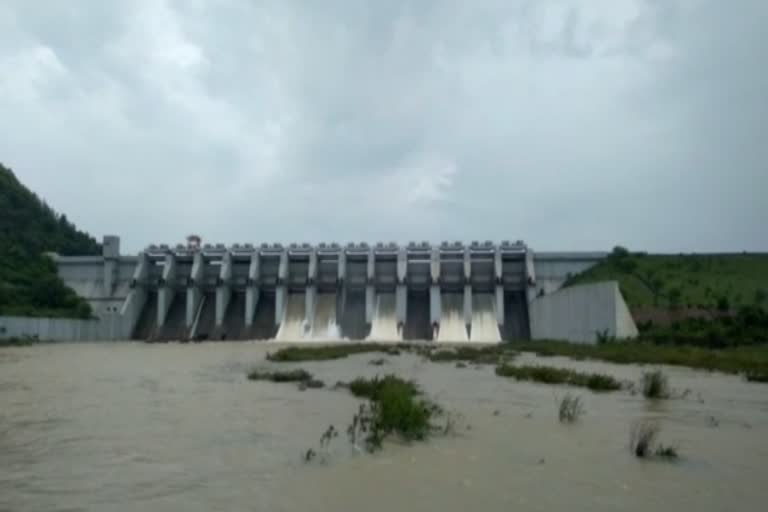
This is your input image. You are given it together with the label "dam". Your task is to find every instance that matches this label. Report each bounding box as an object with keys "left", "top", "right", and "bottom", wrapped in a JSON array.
[{"left": 28, "top": 236, "right": 641, "bottom": 344}]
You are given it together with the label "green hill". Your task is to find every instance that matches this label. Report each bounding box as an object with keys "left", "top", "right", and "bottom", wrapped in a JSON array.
[
  {"left": 0, "top": 162, "right": 100, "bottom": 318},
  {"left": 566, "top": 247, "right": 768, "bottom": 311}
]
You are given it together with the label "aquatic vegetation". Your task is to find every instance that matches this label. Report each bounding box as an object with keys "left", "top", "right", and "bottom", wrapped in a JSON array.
[
  {"left": 495, "top": 364, "right": 622, "bottom": 392},
  {"left": 428, "top": 345, "right": 517, "bottom": 364},
  {"left": 641, "top": 370, "right": 671, "bottom": 399},
  {"left": 745, "top": 372, "right": 768, "bottom": 383},
  {"left": 558, "top": 394, "right": 585, "bottom": 424},
  {"left": 629, "top": 420, "right": 679, "bottom": 460},
  {"left": 511, "top": 340, "right": 768, "bottom": 375},
  {"left": 246, "top": 368, "right": 313, "bottom": 383},
  {"left": 630, "top": 420, "right": 659, "bottom": 457},
  {"left": 267, "top": 343, "right": 403, "bottom": 362},
  {"left": 344, "top": 375, "right": 441, "bottom": 452}
]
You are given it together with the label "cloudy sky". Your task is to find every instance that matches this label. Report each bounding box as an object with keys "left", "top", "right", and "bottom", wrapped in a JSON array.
[{"left": 1, "top": 0, "right": 765, "bottom": 254}]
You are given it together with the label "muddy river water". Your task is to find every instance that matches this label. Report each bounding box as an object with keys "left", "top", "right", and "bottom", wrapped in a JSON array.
[{"left": 1, "top": 342, "right": 766, "bottom": 511}]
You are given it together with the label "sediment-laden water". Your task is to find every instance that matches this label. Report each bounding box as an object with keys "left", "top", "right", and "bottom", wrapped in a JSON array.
[{"left": 1, "top": 343, "right": 766, "bottom": 511}]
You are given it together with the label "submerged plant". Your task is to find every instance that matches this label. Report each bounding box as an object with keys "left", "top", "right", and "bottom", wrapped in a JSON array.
[
  {"left": 495, "top": 364, "right": 622, "bottom": 392},
  {"left": 629, "top": 420, "right": 679, "bottom": 460},
  {"left": 344, "top": 375, "right": 439, "bottom": 452},
  {"left": 641, "top": 370, "right": 671, "bottom": 399},
  {"left": 247, "top": 368, "right": 312, "bottom": 383},
  {"left": 630, "top": 420, "right": 659, "bottom": 458},
  {"left": 558, "top": 393, "right": 585, "bottom": 424}
]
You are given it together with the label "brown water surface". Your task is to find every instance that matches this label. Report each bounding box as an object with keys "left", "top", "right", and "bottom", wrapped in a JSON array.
[{"left": 1, "top": 342, "right": 766, "bottom": 511}]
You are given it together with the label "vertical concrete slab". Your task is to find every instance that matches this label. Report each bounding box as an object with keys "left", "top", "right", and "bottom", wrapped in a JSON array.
[
  {"left": 366, "top": 248, "right": 375, "bottom": 324},
  {"left": 157, "top": 253, "right": 177, "bottom": 328},
  {"left": 430, "top": 285, "right": 441, "bottom": 326},
  {"left": 396, "top": 284, "right": 407, "bottom": 326},
  {"left": 245, "top": 252, "right": 260, "bottom": 326},
  {"left": 187, "top": 251, "right": 204, "bottom": 328},
  {"left": 463, "top": 284, "right": 472, "bottom": 326},
  {"left": 305, "top": 285, "right": 317, "bottom": 332},
  {"left": 365, "top": 285, "right": 375, "bottom": 325},
  {"left": 102, "top": 235, "right": 120, "bottom": 297},
  {"left": 215, "top": 252, "right": 233, "bottom": 327},
  {"left": 495, "top": 285, "right": 505, "bottom": 326},
  {"left": 275, "top": 250, "right": 288, "bottom": 325}
]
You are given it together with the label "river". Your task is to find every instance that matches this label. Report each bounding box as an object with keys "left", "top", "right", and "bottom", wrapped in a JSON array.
[{"left": 1, "top": 342, "right": 766, "bottom": 511}]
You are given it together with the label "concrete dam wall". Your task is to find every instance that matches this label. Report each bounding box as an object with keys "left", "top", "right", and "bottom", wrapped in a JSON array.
[{"left": 35, "top": 236, "right": 636, "bottom": 344}]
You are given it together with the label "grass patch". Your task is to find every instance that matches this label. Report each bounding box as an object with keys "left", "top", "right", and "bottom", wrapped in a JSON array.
[
  {"left": 746, "top": 372, "right": 768, "bottom": 383},
  {"left": 565, "top": 249, "right": 768, "bottom": 311},
  {"left": 345, "top": 375, "right": 439, "bottom": 452},
  {"left": 630, "top": 420, "right": 679, "bottom": 460},
  {"left": 347, "top": 374, "right": 419, "bottom": 401},
  {"left": 247, "top": 368, "right": 313, "bottom": 383},
  {"left": 495, "top": 364, "right": 622, "bottom": 391},
  {"left": 512, "top": 340, "right": 768, "bottom": 375},
  {"left": 558, "top": 393, "right": 585, "bottom": 424},
  {"left": 0, "top": 336, "right": 40, "bottom": 347},
  {"left": 641, "top": 370, "right": 671, "bottom": 399},
  {"left": 266, "top": 343, "right": 403, "bottom": 362},
  {"left": 428, "top": 345, "right": 517, "bottom": 364}
]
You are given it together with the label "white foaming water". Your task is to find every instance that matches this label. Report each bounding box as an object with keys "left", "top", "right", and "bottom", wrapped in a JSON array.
[
  {"left": 308, "top": 294, "right": 341, "bottom": 341},
  {"left": 275, "top": 294, "right": 307, "bottom": 341},
  {"left": 470, "top": 294, "right": 501, "bottom": 343},
  {"left": 437, "top": 293, "right": 468, "bottom": 342},
  {"left": 367, "top": 293, "right": 400, "bottom": 342}
]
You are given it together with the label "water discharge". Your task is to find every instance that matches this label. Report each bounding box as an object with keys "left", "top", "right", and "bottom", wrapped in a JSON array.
[
  {"left": 1, "top": 343, "right": 766, "bottom": 512},
  {"left": 275, "top": 294, "right": 306, "bottom": 341},
  {"left": 437, "top": 293, "right": 468, "bottom": 342},
  {"left": 307, "top": 294, "right": 340, "bottom": 341},
  {"left": 367, "top": 293, "right": 400, "bottom": 342},
  {"left": 470, "top": 293, "right": 501, "bottom": 343}
]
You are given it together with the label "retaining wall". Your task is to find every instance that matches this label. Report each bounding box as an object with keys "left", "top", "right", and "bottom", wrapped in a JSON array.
[{"left": 529, "top": 281, "right": 638, "bottom": 343}]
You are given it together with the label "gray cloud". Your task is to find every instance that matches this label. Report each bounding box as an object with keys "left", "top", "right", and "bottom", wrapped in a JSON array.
[{"left": 1, "top": 0, "right": 765, "bottom": 253}]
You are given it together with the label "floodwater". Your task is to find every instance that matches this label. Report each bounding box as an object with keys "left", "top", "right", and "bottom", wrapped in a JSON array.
[{"left": 1, "top": 343, "right": 767, "bottom": 512}]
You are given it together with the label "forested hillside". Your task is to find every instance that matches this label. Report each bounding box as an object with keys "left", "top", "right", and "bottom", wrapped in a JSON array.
[{"left": 0, "top": 163, "right": 100, "bottom": 318}]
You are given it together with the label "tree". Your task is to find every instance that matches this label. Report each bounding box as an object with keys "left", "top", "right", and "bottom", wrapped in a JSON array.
[
  {"left": 755, "top": 289, "right": 767, "bottom": 307},
  {"left": 717, "top": 296, "right": 730, "bottom": 313},
  {"left": 668, "top": 288, "right": 682, "bottom": 309}
]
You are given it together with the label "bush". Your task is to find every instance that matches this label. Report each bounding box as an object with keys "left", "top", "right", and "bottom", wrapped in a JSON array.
[
  {"left": 345, "top": 375, "right": 437, "bottom": 452},
  {"left": 347, "top": 374, "right": 419, "bottom": 400},
  {"left": 641, "top": 370, "right": 670, "bottom": 399},
  {"left": 495, "top": 364, "right": 622, "bottom": 392},
  {"left": 558, "top": 394, "right": 584, "bottom": 424}
]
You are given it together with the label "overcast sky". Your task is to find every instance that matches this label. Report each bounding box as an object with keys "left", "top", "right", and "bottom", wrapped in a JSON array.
[{"left": 1, "top": 0, "right": 766, "bottom": 254}]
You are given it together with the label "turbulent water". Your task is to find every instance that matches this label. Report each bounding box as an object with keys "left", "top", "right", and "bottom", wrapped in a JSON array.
[
  {"left": 307, "top": 294, "right": 340, "bottom": 341},
  {"left": 437, "top": 293, "right": 468, "bottom": 342},
  {"left": 367, "top": 293, "right": 400, "bottom": 342},
  {"left": 470, "top": 293, "right": 501, "bottom": 342},
  {"left": 2, "top": 343, "right": 767, "bottom": 511},
  {"left": 275, "top": 294, "right": 307, "bottom": 341}
]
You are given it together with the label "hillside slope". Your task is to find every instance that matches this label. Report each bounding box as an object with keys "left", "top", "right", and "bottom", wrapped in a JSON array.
[
  {"left": 0, "top": 163, "right": 100, "bottom": 318},
  {"left": 566, "top": 247, "right": 768, "bottom": 311}
]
